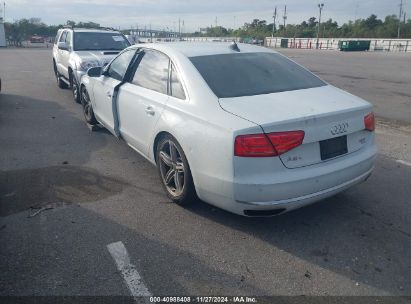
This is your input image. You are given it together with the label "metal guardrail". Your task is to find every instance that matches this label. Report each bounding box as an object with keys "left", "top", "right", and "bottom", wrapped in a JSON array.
[{"left": 265, "top": 37, "right": 411, "bottom": 52}]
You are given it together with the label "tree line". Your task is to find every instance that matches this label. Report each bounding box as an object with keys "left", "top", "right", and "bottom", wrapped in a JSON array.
[
  {"left": 195, "top": 14, "right": 411, "bottom": 39},
  {"left": 4, "top": 14, "right": 411, "bottom": 46},
  {"left": 4, "top": 19, "right": 100, "bottom": 46}
]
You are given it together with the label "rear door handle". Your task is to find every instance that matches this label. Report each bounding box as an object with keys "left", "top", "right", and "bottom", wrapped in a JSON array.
[{"left": 145, "top": 106, "right": 155, "bottom": 116}]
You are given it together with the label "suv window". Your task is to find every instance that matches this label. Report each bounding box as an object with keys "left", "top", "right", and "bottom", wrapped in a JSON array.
[
  {"left": 132, "top": 50, "right": 169, "bottom": 95},
  {"left": 59, "top": 31, "right": 67, "bottom": 43},
  {"left": 55, "top": 31, "right": 62, "bottom": 44},
  {"left": 170, "top": 64, "right": 186, "bottom": 99},
  {"left": 73, "top": 32, "right": 130, "bottom": 51},
  {"left": 65, "top": 32, "right": 72, "bottom": 48},
  {"left": 106, "top": 50, "right": 136, "bottom": 81}
]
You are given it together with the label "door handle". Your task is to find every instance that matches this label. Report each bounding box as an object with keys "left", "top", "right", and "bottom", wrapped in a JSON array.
[
  {"left": 106, "top": 91, "right": 112, "bottom": 98},
  {"left": 145, "top": 106, "right": 155, "bottom": 116}
]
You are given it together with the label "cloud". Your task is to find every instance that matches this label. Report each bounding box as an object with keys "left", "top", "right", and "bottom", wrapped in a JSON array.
[{"left": 4, "top": 0, "right": 405, "bottom": 31}]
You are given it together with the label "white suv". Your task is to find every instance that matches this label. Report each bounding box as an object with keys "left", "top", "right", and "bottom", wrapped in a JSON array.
[{"left": 52, "top": 27, "right": 130, "bottom": 103}]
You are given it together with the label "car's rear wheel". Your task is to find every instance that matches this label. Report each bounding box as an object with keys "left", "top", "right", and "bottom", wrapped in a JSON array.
[
  {"left": 156, "top": 135, "right": 196, "bottom": 205},
  {"left": 70, "top": 72, "right": 81, "bottom": 104},
  {"left": 81, "top": 86, "right": 97, "bottom": 125}
]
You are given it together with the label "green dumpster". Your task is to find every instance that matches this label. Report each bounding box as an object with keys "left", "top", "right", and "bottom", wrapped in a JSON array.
[
  {"left": 338, "top": 40, "right": 371, "bottom": 51},
  {"left": 280, "top": 39, "right": 288, "bottom": 48}
]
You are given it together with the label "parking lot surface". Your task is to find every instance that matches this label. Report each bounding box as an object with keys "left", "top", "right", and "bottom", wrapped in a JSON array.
[{"left": 0, "top": 48, "right": 410, "bottom": 299}]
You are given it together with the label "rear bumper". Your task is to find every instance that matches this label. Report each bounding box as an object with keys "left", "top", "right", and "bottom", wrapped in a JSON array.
[
  {"left": 235, "top": 166, "right": 373, "bottom": 216},
  {"left": 197, "top": 144, "right": 377, "bottom": 216}
]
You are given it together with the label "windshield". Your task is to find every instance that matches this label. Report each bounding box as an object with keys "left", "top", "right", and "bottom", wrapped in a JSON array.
[
  {"left": 73, "top": 32, "right": 130, "bottom": 51},
  {"left": 189, "top": 52, "right": 326, "bottom": 98}
]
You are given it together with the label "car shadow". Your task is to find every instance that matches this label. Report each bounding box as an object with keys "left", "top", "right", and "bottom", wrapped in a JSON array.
[
  {"left": 0, "top": 94, "right": 115, "bottom": 216},
  {"left": 0, "top": 205, "right": 267, "bottom": 298},
  {"left": 185, "top": 155, "right": 411, "bottom": 295},
  {"left": 0, "top": 165, "right": 130, "bottom": 216}
]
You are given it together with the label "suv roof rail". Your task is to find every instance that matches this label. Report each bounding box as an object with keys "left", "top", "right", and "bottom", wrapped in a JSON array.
[
  {"left": 100, "top": 27, "right": 119, "bottom": 31},
  {"left": 59, "top": 26, "right": 121, "bottom": 32}
]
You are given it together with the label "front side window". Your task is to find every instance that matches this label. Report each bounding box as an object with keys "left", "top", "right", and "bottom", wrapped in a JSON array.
[
  {"left": 73, "top": 32, "right": 130, "bottom": 51},
  {"left": 131, "top": 50, "right": 169, "bottom": 95},
  {"left": 170, "top": 64, "right": 186, "bottom": 100},
  {"left": 107, "top": 50, "right": 136, "bottom": 81},
  {"left": 65, "top": 32, "right": 72, "bottom": 48},
  {"left": 189, "top": 52, "right": 326, "bottom": 98},
  {"left": 59, "top": 31, "right": 67, "bottom": 43},
  {"left": 55, "top": 31, "right": 62, "bottom": 44}
]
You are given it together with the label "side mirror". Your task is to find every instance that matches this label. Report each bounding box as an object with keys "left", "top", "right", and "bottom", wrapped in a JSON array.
[
  {"left": 87, "top": 66, "right": 102, "bottom": 77},
  {"left": 57, "top": 41, "right": 68, "bottom": 51}
]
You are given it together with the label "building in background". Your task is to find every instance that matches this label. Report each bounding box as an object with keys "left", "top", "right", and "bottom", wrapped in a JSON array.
[{"left": 0, "top": 5, "right": 6, "bottom": 47}]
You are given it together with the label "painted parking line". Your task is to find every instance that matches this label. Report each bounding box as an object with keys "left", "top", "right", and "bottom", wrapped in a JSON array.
[
  {"left": 396, "top": 160, "right": 411, "bottom": 167},
  {"left": 107, "top": 241, "right": 152, "bottom": 300}
]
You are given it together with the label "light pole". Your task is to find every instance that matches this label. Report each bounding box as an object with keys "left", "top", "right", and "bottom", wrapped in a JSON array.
[
  {"left": 398, "top": 0, "right": 403, "bottom": 38},
  {"left": 316, "top": 3, "right": 324, "bottom": 49},
  {"left": 272, "top": 6, "right": 277, "bottom": 37}
]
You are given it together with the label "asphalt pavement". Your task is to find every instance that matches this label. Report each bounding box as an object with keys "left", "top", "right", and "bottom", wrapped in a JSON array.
[{"left": 0, "top": 48, "right": 410, "bottom": 300}]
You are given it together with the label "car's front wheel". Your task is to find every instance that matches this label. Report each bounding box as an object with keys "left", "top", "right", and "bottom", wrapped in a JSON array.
[
  {"left": 156, "top": 135, "right": 196, "bottom": 206},
  {"left": 81, "top": 86, "right": 97, "bottom": 125}
]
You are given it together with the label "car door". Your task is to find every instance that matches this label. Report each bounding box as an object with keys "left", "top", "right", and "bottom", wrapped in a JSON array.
[
  {"left": 55, "top": 31, "right": 67, "bottom": 76},
  {"left": 91, "top": 49, "right": 137, "bottom": 134},
  {"left": 117, "top": 49, "right": 170, "bottom": 156},
  {"left": 59, "top": 31, "right": 72, "bottom": 79}
]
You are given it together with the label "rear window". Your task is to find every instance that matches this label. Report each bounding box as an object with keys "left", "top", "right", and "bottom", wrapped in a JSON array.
[
  {"left": 189, "top": 52, "right": 326, "bottom": 98},
  {"left": 73, "top": 32, "right": 130, "bottom": 51}
]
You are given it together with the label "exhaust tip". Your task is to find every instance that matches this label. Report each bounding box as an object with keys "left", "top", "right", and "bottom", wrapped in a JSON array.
[{"left": 244, "top": 208, "right": 286, "bottom": 217}]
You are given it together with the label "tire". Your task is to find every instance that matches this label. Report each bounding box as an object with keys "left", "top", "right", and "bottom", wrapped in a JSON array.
[
  {"left": 70, "top": 72, "right": 81, "bottom": 104},
  {"left": 156, "top": 134, "right": 197, "bottom": 206},
  {"left": 54, "top": 62, "right": 67, "bottom": 89},
  {"left": 81, "top": 86, "right": 97, "bottom": 125}
]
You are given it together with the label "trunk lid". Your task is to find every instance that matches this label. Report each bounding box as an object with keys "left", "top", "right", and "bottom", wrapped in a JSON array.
[{"left": 220, "top": 85, "right": 373, "bottom": 168}]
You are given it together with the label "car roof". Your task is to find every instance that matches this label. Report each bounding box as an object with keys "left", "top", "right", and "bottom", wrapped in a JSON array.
[
  {"left": 59, "top": 28, "right": 121, "bottom": 34},
  {"left": 131, "top": 42, "right": 277, "bottom": 57}
]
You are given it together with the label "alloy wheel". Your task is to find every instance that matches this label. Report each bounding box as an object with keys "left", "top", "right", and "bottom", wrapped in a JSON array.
[
  {"left": 159, "top": 140, "right": 186, "bottom": 197},
  {"left": 81, "top": 88, "right": 93, "bottom": 121}
]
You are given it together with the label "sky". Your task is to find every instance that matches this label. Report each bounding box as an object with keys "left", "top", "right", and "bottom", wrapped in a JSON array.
[{"left": 2, "top": 0, "right": 409, "bottom": 32}]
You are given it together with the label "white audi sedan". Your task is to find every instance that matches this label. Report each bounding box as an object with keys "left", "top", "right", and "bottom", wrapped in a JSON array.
[{"left": 80, "top": 42, "right": 377, "bottom": 216}]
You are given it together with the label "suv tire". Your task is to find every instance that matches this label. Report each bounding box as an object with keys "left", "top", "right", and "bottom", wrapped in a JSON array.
[{"left": 70, "top": 72, "right": 81, "bottom": 104}]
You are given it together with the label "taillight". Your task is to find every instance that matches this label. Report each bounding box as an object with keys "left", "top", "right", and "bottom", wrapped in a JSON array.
[
  {"left": 364, "top": 112, "right": 375, "bottom": 131},
  {"left": 234, "top": 131, "right": 305, "bottom": 157},
  {"left": 234, "top": 134, "right": 276, "bottom": 157},
  {"left": 267, "top": 131, "right": 305, "bottom": 155}
]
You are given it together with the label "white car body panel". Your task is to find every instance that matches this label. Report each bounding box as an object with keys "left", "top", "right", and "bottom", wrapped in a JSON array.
[
  {"left": 82, "top": 42, "right": 377, "bottom": 216},
  {"left": 92, "top": 76, "right": 120, "bottom": 134},
  {"left": 118, "top": 83, "right": 169, "bottom": 156}
]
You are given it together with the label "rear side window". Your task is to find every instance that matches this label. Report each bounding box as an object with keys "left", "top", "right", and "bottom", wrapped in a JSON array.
[
  {"left": 132, "top": 50, "right": 169, "bottom": 95},
  {"left": 170, "top": 64, "right": 186, "bottom": 100},
  {"left": 189, "top": 52, "right": 326, "bottom": 98}
]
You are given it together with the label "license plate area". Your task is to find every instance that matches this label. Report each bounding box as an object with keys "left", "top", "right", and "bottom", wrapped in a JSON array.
[{"left": 320, "top": 135, "right": 348, "bottom": 161}]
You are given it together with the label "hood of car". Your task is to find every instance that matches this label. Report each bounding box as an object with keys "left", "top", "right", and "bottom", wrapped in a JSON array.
[{"left": 73, "top": 51, "right": 120, "bottom": 66}]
